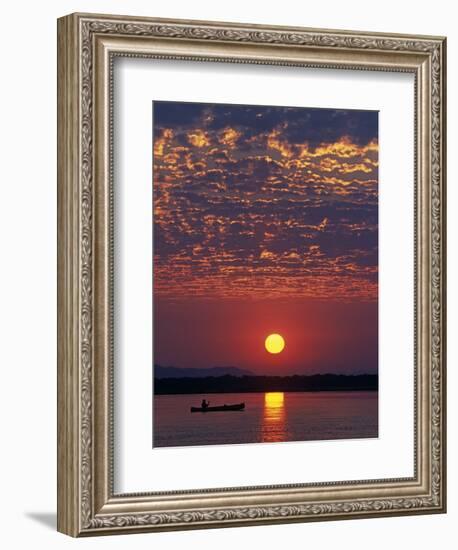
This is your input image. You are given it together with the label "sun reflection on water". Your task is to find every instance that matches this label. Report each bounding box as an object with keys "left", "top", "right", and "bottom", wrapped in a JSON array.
[
  {"left": 262, "top": 392, "right": 286, "bottom": 442},
  {"left": 265, "top": 392, "right": 284, "bottom": 408}
]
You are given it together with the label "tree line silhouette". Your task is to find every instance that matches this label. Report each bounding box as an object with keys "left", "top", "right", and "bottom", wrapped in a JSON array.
[{"left": 154, "top": 373, "right": 378, "bottom": 395}]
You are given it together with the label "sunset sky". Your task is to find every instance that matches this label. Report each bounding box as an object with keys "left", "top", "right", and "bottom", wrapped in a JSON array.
[{"left": 153, "top": 102, "right": 378, "bottom": 375}]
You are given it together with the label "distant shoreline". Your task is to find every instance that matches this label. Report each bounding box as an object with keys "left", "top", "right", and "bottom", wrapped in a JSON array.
[{"left": 154, "top": 374, "right": 378, "bottom": 395}]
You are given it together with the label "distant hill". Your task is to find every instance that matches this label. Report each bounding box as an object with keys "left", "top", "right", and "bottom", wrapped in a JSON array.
[
  {"left": 154, "top": 365, "right": 254, "bottom": 379},
  {"left": 154, "top": 373, "right": 378, "bottom": 394}
]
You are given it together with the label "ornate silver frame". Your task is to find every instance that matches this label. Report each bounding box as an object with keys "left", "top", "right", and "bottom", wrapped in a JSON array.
[{"left": 57, "top": 13, "right": 446, "bottom": 536}]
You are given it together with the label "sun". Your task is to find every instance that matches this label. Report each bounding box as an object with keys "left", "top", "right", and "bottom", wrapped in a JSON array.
[{"left": 265, "top": 333, "right": 285, "bottom": 354}]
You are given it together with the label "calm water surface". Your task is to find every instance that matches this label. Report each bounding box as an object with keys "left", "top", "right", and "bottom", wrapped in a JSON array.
[{"left": 153, "top": 391, "right": 378, "bottom": 448}]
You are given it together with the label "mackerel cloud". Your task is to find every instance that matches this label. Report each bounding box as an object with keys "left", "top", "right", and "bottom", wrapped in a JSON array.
[{"left": 153, "top": 102, "right": 378, "bottom": 302}]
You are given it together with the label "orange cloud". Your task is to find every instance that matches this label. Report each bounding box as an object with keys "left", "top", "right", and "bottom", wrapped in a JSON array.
[
  {"left": 267, "top": 129, "right": 294, "bottom": 158},
  {"left": 153, "top": 128, "right": 174, "bottom": 157},
  {"left": 219, "top": 127, "right": 241, "bottom": 147},
  {"left": 187, "top": 129, "right": 210, "bottom": 147}
]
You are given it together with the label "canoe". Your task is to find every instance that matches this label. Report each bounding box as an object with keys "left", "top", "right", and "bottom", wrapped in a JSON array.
[{"left": 190, "top": 403, "right": 245, "bottom": 413}]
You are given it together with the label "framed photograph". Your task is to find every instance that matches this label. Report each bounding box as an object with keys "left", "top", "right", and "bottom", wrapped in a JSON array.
[{"left": 57, "top": 13, "right": 446, "bottom": 536}]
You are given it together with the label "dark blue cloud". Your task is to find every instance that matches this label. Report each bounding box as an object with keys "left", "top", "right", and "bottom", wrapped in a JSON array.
[{"left": 153, "top": 101, "right": 378, "bottom": 146}]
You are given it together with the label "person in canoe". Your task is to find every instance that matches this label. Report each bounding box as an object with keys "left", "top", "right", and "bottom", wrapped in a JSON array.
[{"left": 191, "top": 402, "right": 244, "bottom": 412}]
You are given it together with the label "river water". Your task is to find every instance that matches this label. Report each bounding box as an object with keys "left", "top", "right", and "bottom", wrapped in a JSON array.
[{"left": 153, "top": 391, "right": 378, "bottom": 448}]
